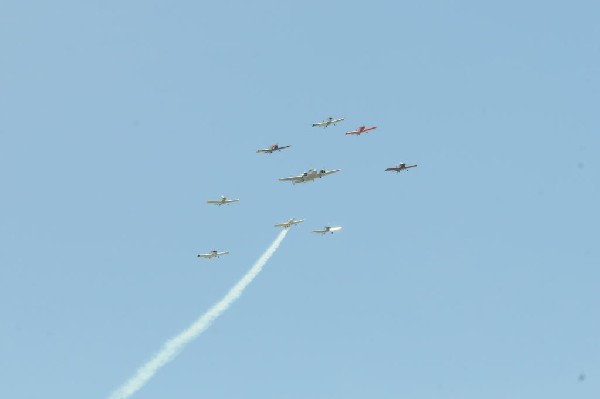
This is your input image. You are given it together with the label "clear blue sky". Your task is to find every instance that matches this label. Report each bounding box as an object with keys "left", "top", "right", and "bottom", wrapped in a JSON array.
[{"left": 1, "top": 1, "right": 599, "bottom": 398}]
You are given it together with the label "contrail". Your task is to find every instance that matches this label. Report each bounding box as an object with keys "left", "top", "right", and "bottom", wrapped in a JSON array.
[{"left": 107, "top": 229, "right": 288, "bottom": 399}]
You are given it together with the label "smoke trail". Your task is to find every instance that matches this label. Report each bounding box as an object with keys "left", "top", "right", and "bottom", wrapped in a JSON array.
[{"left": 107, "top": 229, "right": 288, "bottom": 399}]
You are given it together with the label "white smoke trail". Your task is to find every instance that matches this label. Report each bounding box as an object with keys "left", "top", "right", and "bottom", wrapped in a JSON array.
[{"left": 107, "top": 229, "right": 288, "bottom": 399}]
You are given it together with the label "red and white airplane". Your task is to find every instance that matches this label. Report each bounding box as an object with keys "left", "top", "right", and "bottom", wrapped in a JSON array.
[
  {"left": 385, "top": 163, "right": 417, "bottom": 172},
  {"left": 345, "top": 125, "right": 377, "bottom": 135},
  {"left": 256, "top": 144, "right": 291, "bottom": 154}
]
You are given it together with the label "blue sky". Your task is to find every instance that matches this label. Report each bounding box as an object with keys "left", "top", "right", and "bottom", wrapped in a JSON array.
[{"left": 1, "top": 1, "right": 599, "bottom": 398}]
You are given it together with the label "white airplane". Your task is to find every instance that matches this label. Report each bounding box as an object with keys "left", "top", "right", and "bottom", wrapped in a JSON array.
[
  {"left": 197, "top": 250, "right": 229, "bottom": 259},
  {"left": 278, "top": 168, "right": 341, "bottom": 184},
  {"left": 312, "top": 226, "right": 343, "bottom": 235},
  {"left": 312, "top": 117, "right": 345, "bottom": 128},
  {"left": 274, "top": 218, "right": 304, "bottom": 229},
  {"left": 207, "top": 195, "right": 240, "bottom": 206},
  {"left": 256, "top": 144, "right": 291, "bottom": 154}
]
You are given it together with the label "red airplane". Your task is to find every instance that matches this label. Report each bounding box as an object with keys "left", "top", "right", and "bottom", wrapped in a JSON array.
[
  {"left": 345, "top": 125, "right": 377, "bottom": 135},
  {"left": 385, "top": 163, "right": 417, "bottom": 172}
]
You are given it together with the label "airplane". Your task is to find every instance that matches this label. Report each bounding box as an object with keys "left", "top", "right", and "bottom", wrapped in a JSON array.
[
  {"left": 312, "top": 226, "right": 343, "bottom": 235},
  {"left": 345, "top": 125, "right": 377, "bottom": 135},
  {"left": 385, "top": 163, "right": 417, "bottom": 172},
  {"left": 256, "top": 144, "right": 291, "bottom": 154},
  {"left": 312, "top": 117, "right": 345, "bottom": 128},
  {"left": 207, "top": 196, "right": 240, "bottom": 206},
  {"left": 197, "top": 250, "right": 229, "bottom": 259},
  {"left": 274, "top": 218, "right": 304, "bottom": 229},
  {"left": 278, "top": 168, "right": 341, "bottom": 184}
]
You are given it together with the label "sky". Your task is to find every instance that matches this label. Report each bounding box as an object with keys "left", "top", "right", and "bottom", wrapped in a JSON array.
[{"left": 1, "top": 1, "right": 599, "bottom": 398}]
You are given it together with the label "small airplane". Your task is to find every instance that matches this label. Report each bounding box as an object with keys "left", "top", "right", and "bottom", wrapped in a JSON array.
[
  {"left": 385, "top": 163, "right": 417, "bottom": 172},
  {"left": 207, "top": 196, "right": 240, "bottom": 206},
  {"left": 274, "top": 218, "right": 304, "bottom": 229},
  {"left": 312, "top": 226, "right": 343, "bottom": 235},
  {"left": 256, "top": 144, "right": 291, "bottom": 154},
  {"left": 312, "top": 117, "right": 345, "bottom": 128},
  {"left": 278, "top": 168, "right": 341, "bottom": 184},
  {"left": 345, "top": 125, "right": 377, "bottom": 135},
  {"left": 197, "top": 250, "right": 229, "bottom": 259}
]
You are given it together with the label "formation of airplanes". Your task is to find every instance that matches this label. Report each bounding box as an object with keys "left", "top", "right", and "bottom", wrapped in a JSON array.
[
  {"left": 345, "top": 125, "right": 377, "bottom": 135},
  {"left": 207, "top": 196, "right": 240, "bottom": 206},
  {"left": 199, "top": 116, "right": 417, "bottom": 260},
  {"left": 278, "top": 168, "right": 341, "bottom": 184},
  {"left": 256, "top": 144, "right": 291, "bottom": 154}
]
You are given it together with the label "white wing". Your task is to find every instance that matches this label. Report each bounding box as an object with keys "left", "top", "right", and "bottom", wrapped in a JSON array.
[
  {"left": 319, "top": 169, "right": 341, "bottom": 177},
  {"left": 197, "top": 253, "right": 213, "bottom": 258},
  {"left": 278, "top": 175, "right": 303, "bottom": 182},
  {"left": 256, "top": 148, "right": 272, "bottom": 153},
  {"left": 217, "top": 251, "right": 229, "bottom": 256},
  {"left": 329, "top": 226, "right": 343, "bottom": 232}
]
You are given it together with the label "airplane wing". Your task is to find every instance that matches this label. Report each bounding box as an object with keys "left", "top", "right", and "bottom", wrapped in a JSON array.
[
  {"left": 321, "top": 169, "right": 341, "bottom": 176},
  {"left": 278, "top": 145, "right": 291, "bottom": 151},
  {"left": 278, "top": 175, "right": 303, "bottom": 182},
  {"left": 256, "top": 148, "right": 272, "bottom": 153},
  {"left": 385, "top": 167, "right": 400, "bottom": 172},
  {"left": 217, "top": 251, "right": 229, "bottom": 256},
  {"left": 312, "top": 229, "right": 327, "bottom": 234},
  {"left": 329, "top": 226, "right": 343, "bottom": 232},
  {"left": 207, "top": 200, "right": 223, "bottom": 204},
  {"left": 197, "top": 253, "right": 212, "bottom": 258},
  {"left": 274, "top": 223, "right": 289, "bottom": 227}
]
